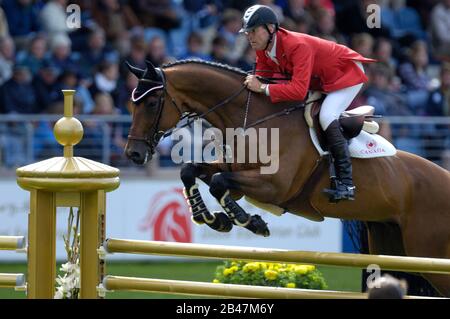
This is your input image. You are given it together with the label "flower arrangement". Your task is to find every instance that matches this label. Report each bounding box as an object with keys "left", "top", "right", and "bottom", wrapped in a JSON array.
[
  {"left": 213, "top": 260, "right": 327, "bottom": 290},
  {"left": 54, "top": 208, "right": 81, "bottom": 299}
]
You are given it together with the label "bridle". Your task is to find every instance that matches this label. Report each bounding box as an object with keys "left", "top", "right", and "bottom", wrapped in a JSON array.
[
  {"left": 127, "top": 68, "right": 182, "bottom": 154},
  {"left": 127, "top": 67, "right": 247, "bottom": 154}
]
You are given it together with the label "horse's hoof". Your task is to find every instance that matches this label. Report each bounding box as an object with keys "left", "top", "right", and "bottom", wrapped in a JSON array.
[
  {"left": 207, "top": 211, "right": 233, "bottom": 232},
  {"left": 245, "top": 215, "right": 270, "bottom": 237}
]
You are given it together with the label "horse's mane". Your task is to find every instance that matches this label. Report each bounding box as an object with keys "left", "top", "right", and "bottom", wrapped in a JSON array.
[{"left": 162, "top": 59, "right": 248, "bottom": 77}]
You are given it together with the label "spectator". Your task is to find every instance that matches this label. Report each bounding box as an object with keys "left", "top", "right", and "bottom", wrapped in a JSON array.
[
  {"left": 427, "top": 62, "right": 450, "bottom": 117},
  {"left": 79, "top": 27, "right": 118, "bottom": 77},
  {"left": 0, "top": 64, "right": 38, "bottom": 113},
  {"left": 79, "top": 92, "right": 124, "bottom": 163},
  {"left": 373, "top": 37, "right": 398, "bottom": 74},
  {"left": 131, "top": 0, "right": 181, "bottom": 32},
  {"left": 305, "top": 0, "right": 335, "bottom": 20},
  {"left": 91, "top": 0, "right": 140, "bottom": 45},
  {"left": 55, "top": 68, "right": 94, "bottom": 114},
  {"left": 179, "top": 31, "right": 211, "bottom": 61},
  {"left": 235, "top": 44, "right": 256, "bottom": 72},
  {"left": 32, "top": 60, "right": 60, "bottom": 112},
  {"left": 0, "top": 6, "right": 10, "bottom": 38},
  {"left": 39, "top": 0, "right": 71, "bottom": 41},
  {"left": 120, "top": 34, "right": 147, "bottom": 75},
  {"left": 210, "top": 35, "right": 230, "bottom": 65},
  {"left": 398, "top": 40, "right": 433, "bottom": 114},
  {"left": 90, "top": 60, "right": 120, "bottom": 106},
  {"left": 283, "top": 0, "right": 311, "bottom": 23},
  {"left": 425, "top": 62, "right": 450, "bottom": 164},
  {"left": 365, "top": 64, "right": 410, "bottom": 116},
  {"left": 381, "top": 0, "right": 427, "bottom": 45},
  {"left": 116, "top": 71, "right": 138, "bottom": 114},
  {"left": 1, "top": 0, "right": 40, "bottom": 48},
  {"left": 430, "top": 0, "right": 450, "bottom": 58},
  {"left": 47, "top": 33, "right": 78, "bottom": 75},
  {"left": 146, "top": 35, "right": 175, "bottom": 67},
  {"left": 0, "top": 36, "right": 15, "bottom": 85},
  {"left": 311, "top": 8, "right": 346, "bottom": 44},
  {"left": 218, "top": 9, "right": 247, "bottom": 63},
  {"left": 16, "top": 33, "right": 47, "bottom": 75},
  {"left": 367, "top": 274, "right": 408, "bottom": 299},
  {"left": 351, "top": 33, "right": 374, "bottom": 59}
]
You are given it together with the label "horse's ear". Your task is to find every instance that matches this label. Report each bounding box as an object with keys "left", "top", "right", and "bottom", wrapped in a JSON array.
[
  {"left": 144, "top": 59, "right": 159, "bottom": 80},
  {"left": 126, "top": 61, "right": 145, "bottom": 78}
]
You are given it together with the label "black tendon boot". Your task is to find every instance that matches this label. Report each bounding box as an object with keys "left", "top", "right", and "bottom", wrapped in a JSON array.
[
  {"left": 183, "top": 184, "right": 233, "bottom": 232},
  {"left": 323, "top": 120, "right": 355, "bottom": 201}
]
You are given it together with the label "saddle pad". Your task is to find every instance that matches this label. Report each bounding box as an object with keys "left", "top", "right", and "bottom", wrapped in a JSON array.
[{"left": 309, "top": 128, "right": 397, "bottom": 159}]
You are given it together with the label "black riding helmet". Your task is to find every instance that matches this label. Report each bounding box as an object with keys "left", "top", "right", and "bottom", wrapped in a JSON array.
[{"left": 239, "top": 5, "right": 279, "bottom": 50}]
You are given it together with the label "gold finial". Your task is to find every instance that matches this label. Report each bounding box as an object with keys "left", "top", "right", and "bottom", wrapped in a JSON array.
[{"left": 53, "top": 90, "right": 83, "bottom": 157}]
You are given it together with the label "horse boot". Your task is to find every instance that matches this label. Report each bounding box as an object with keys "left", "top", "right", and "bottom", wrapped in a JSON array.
[
  {"left": 219, "top": 191, "right": 270, "bottom": 237},
  {"left": 323, "top": 120, "right": 355, "bottom": 201},
  {"left": 183, "top": 184, "right": 233, "bottom": 232}
]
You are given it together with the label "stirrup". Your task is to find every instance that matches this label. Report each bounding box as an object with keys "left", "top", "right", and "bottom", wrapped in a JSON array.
[{"left": 323, "top": 182, "right": 355, "bottom": 201}]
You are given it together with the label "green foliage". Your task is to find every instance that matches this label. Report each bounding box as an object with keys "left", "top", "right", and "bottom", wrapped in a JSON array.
[{"left": 213, "top": 261, "right": 327, "bottom": 290}]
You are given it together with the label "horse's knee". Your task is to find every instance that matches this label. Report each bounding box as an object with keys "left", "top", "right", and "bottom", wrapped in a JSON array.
[
  {"left": 180, "top": 163, "right": 197, "bottom": 186},
  {"left": 209, "top": 173, "right": 228, "bottom": 199}
]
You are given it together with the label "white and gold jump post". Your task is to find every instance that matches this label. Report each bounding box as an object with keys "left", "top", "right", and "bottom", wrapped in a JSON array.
[{"left": 16, "top": 90, "right": 120, "bottom": 299}]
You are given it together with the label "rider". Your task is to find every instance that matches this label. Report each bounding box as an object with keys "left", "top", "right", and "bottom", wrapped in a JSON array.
[{"left": 241, "top": 5, "right": 375, "bottom": 201}]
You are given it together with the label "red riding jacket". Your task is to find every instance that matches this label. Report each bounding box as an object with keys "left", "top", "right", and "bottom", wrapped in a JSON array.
[{"left": 255, "top": 28, "right": 376, "bottom": 103}]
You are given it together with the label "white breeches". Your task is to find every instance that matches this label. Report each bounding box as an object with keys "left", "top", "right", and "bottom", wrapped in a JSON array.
[{"left": 319, "top": 61, "right": 365, "bottom": 130}]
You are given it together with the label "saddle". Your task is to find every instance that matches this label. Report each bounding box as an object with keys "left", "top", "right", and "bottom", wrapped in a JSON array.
[{"left": 304, "top": 92, "right": 380, "bottom": 151}]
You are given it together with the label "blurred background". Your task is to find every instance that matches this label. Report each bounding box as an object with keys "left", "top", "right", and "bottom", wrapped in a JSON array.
[{"left": 0, "top": 0, "right": 449, "bottom": 298}]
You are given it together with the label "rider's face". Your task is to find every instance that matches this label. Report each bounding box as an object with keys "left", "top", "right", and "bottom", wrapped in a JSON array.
[{"left": 245, "top": 26, "right": 270, "bottom": 51}]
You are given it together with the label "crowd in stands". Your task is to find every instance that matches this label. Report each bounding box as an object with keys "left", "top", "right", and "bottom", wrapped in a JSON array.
[{"left": 0, "top": 0, "right": 449, "bottom": 167}]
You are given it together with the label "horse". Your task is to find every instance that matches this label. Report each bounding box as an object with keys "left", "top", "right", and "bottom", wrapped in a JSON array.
[{"left": 124, "top": 59, "right": 450, "bottom": 296}]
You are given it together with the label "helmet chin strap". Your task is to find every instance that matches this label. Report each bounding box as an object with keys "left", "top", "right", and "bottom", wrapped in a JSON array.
[{"left": 263, "top": 24, "right": 275, "bottom": 51}]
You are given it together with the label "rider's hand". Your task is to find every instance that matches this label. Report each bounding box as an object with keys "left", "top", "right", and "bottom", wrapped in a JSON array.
[{"left": 244, "top": 75, "right": 266, "bottom": 93}]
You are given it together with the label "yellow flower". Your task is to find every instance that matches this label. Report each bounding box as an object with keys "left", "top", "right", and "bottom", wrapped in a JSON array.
[
  {"left": 294, "top": 265, "right": 309, "bottom": 275},
  {"left": 230, "top": 266, "right": 239, "bottom": 273},
  {"left": 305, "top": 265, "right": 315, "bottom": 272},
  {"left": 213, "top": 279, "right": 220, "bottom": 283},
  {"left": 223, "top": 268, "right": 233, "bottom": 276},
  {"left": 264, "top": 269, "right": 278, "bottom": 280},
  {"left": 286, "top": 283, "right": 296, "bottom": 288},
  {"left": 243, "top": 262, "right": 259, "bottom": 272}
]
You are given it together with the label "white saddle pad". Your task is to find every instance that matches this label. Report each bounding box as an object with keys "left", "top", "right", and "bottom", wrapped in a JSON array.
[{"left": 309, "top": 128, "right": 397, "bottom": 159}]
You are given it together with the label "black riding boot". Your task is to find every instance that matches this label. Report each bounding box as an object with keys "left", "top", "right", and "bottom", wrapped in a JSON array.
[{"left": 323, "top": 120, "right": 355, "bottom": 201}]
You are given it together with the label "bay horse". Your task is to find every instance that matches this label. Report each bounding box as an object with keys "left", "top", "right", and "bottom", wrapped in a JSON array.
[{"left": 124, "top": 59, "right": 450, "bottom": 296}]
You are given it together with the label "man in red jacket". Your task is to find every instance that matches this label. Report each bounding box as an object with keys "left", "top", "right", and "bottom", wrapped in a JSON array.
[{"left": 241, "top": 5, "right": 375, "bottom": 201}]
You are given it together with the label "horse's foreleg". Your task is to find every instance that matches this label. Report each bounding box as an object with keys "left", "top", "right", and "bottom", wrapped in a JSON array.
[
  {"left": 209, "top": 172, "right": 270, "bottom": 237},
  {"left": 180, "top": 163, "right": 233, "bottom": 232}
]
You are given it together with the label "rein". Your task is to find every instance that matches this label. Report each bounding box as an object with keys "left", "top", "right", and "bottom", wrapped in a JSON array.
[{"left": 129, "top": 66, "right": 317, "bottom": 148}]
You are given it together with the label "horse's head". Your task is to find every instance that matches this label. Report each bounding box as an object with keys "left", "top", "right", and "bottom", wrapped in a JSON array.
[{"left": 125, "top": 60, "right": 179, "bottom": 164}]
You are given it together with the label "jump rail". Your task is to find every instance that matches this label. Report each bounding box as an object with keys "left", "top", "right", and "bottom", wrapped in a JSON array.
[
  {"left": 103, "top": 238, "right": 450, "bottom": 275},
  {"left": 101, "top": 276, "right": 437, "bottom": 299},
  {"left": 0, "top": 273, "right": 26, "bottom": 288},
  {"left": 0, "top": 236, "right": 26, "bottom": 250}
]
